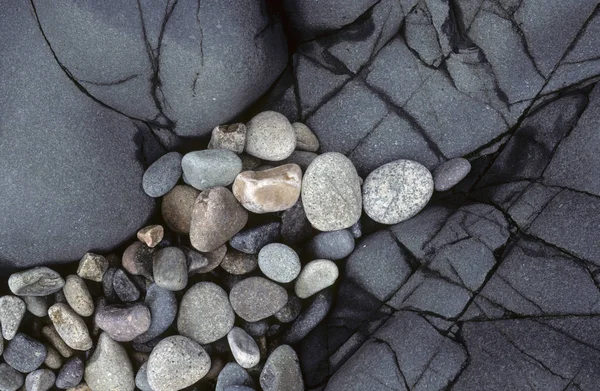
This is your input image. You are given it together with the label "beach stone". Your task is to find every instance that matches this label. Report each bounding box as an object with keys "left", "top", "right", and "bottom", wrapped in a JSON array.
[
  {"left": 295, "top": 259, "right": 339, "bottom": 299},
  {"left": 258, "top": 243, "right": 301, "bottom": 283},
  {"left": 142, "top": 152, "right": 183, "bottom": 198},
  {"left": 3, "top": 333, "right": 46, "bottom": 373},
  {"left": 0, "top": 364, "right": 23, "bottom": 391},
  {"left": 153, "top": 247, "right": 188, "bottom": 291},
  {"left": 280, "top": 151, "right": 318, "bottom": 171},
  {"left": 133, "top": 284, "right": 177, "bottom": 344},
  {"left": 363, "top": 159, "right": 434, "bottom": 224},
  {"left": 63, "top": 275, "right": 94, "bottom": 317},
  {"left": 41, "top": 325, "right": 73, "bottom": 359},
  {"left": 283, "top": 290, "right": 332, "bottom": 344},
  {"left": 121, "top": 242, "right": 154, "bottom": 280},
  {"left": 292, "top": 122, "right": 319, "bottom": 152},
  {"left": 221, "top": 249, "right": 259, "bottom": 275},
  {"left": 240, "top": 154, "right": 263, "bottom": 171},
  {"left": 77, "top": 253, "right": 108, "bottom": 282},
  {"left": 228, "top": 327, "right": 260, "bottom": 369},
  {"left": 56, "top": 357, "right": 84, "bottom": 389},
  {"left": 22, "top": 296, "right": 49, "bottom": 318},
  {"left": 190, "top": 187, "right": 248, "bottom": 252},
  {"left": 84, "top": 333, "right": 134, "bottom": 391},
  {"left": 242, "top": 320, "right": 270, "bottom": 338},
  {"left": 216, "top": 363, "right": 255, "bottom": 391},
  {"left": 208, "top": 123, "right": 247, "bottom": 153},
  {"left": 433, "top": 157, "right": 472, "bottom": 191},
  {"left": 233, "top": 164, "right": 302, "bottom": 214},
  {"left": 112, "top": 269, "right": 140, "bottom": 302},
  {"left": 260, "top": 345, "right": 303, "bottom": 391},
  {"left": 136, "top": 225, "right": 164, "bottom": 248},
  {"left": 274, "top": 296, "right": 302, "bottom": 324},
  {"left": 0, "top": 296, "right": 26, "bottom": 340},
  {"left": 224, "top": 387, "right": 255, "bottom": 391},
  {"left": 135, "top": 363, "right": 152, "bottom": 391},
  {"left": 349, "top": 221, "right": 362, "bottom": 239},
  {"left": 8, "top": 267, "right": 65, "bottom": 297},
  {"left": 307, "top": 229, "right": 355, "bottom": 260},
  {"left": 25, "top": 369, "right": 55, "bottom": 391},
  {"left": 101, "top": 268, "right": 118, "bottom": 303},
  {"left": 229, "top": 222, "right": 281, "bottom": 255},
  {"left": 147, "top": 336, "right": 211, "bottom": 391},
  {"left": 281, "top": 201, "right": 313, "bottom": 245},
  {"left": 302, "top": 152, "right": 362, "bottom": 231},
  {"left": 43, "top": 346, "right": 62, "bottom": 369},
  {"left": 230, "top": 277, "right": 288, "bottom": 322},
  {"left": 178, "top": 282, "right": 235, "bottom": 344},
  {"left": 95, "top": 303, "right": 151, "bottom": 342},
  {"left": 182, "top": 149, "right": 242, "bottom": 191},
  {"left": 245, "top": 111, "right": 296, "bottom": 161},
  {"left": 161, "top": 185, "right": 200, "bottom": 234},
  {"left": 185, "top": 245, "right": 227, "bottom": 275},
  {"left": 48, "top": 303, "right": 92, "bottom": 351}
]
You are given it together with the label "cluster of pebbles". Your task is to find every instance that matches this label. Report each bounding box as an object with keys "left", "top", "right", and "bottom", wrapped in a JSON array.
[{"left": 0, "top": 111, "right": 470, "bottom": 391}]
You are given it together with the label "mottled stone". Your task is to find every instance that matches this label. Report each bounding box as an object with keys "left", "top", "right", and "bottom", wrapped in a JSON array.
[
  {"left": 0, "top": 363, "right": 23, "bottom": 391},
  {"left": 208, "top": 123, "right": 247, "bottom": 153},
  {"left": 56, "top": 357, "right": 84, "bottom": 389},
  {"left": 220, "top": 249, "right": 259, "bottom": 275},
  {"left": 433, "top": 158, "right": 471, "bottom": 191},
  {"left": 25, "top": 369, "right": 55, "bottom": 391},
  {"left": 142, "top": 152, "right": 183, "bottom": 198},
  {"left": 230, "top": 277, "right": 288, "bottom": 322},
  {"left": 307, "top": 230, "right": 355, "bottom": 260},
  {"left": 48, "top": 303, "right": 92, "bottom": 351},
  {"left": 43, "top": 345, "right": 62, "bottom": 369},
  {"left": 260, "top": 345, "right": 303, "bottom": 391},
  {"left": 41, "top": 325, "right": 73, "bottom": 359},
  {"left": 84, "top": 333, "right": 134, "bottom": 391},
  {"left": 274, "top": 296, "right": 302, "bottom": 324},
  {"left": 63, "top": 275, "right": 94, "bottom": 317},
  {"left": 77, "top": 253, "right": 108, "bottom": 282},
  {"left": 95, "top": 303, "right": 151, "bottom": 342},
  {"left": 229, "top": 221, "right": 281, "bottom": 255},
  {"left": 136, "top": 225, "right": 164, "bottom": 248},
  {"left": 228, "top": 327, "right": 260, "bottom": 369},
  {"left": 161, "top": 185, "right": 200, "bottom": 234},
  {"left": 112, "top": 269, "right": 140, "bottom": 302},
  {"left": 258, "top": 243, "right": 301, "bottom": 283},
  {"left": 121, "top": 242, "right": 154, "bottom": 280},
  {"left": 245, "top": 111, "right": 296, "bottom": 161},
  {"left": 295, "top": 260, "right": 339, "bottom": 299},
  {"left": 0, "top": 296, "right": 26, "bottom": 340},
  {"left": 22, "top": 296, "right": 49, "bottom": 318},
  {"left": 292, "top": 122, "right": 320, "bottom": 152},
  {"left": 8, "top": 267, "right": 65, "bottom": 297},
  {"left": 3, "top": 333, "right": 46, "bottom": 373},
  {"left": 152, "top": 247, "right": 188, "bottom": 291}
]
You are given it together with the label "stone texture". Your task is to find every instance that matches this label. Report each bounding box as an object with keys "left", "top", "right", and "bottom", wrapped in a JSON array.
[
  {"left": 136, "top": 225, "right": 164, "bottom": 248},
  {"left": 41, "top": 324, "right": 74, "bottom": 359},
  {"left": 134, "top": 284, "right": 177, "bottom": 344},
  {"left": 229, "top": 222, "right": 282, "bottom": 255},
  {"left": 95, "top": 303, "right": 151, "bottom": 342},
  {"left": 22, "top": 296, "right": 49, "bottom": 318},
  {"left": 3, "top": 333, "right": 46, "bottom": 373},
  {"left": 63, "top": 275, "right": 94, "bottom": 317},
  {"left": 8, "top": 267, "right": 65, "bottom": 297},
  {"left": 121, "top": 242, "right": 154, "bottom": 280},
  {"left": 142, "top": 152, "right": 183, "bottom": 197},
  {"left": 280, "top": 201, "right": 313, "bottom": 245},
  {"left": 77, "top": 253, "right": 108, "bottom": 282},
  {"left": 230, "top": 277, "right": 288, "bottom": 322},
  {"left": 112, "top": 269, "right": 140, "bottom": 302},
  {"left": 258, "top": 243, "right": 302, "bottom": 284},
  {"left": 56, "top": 357, "right": 84, "bottom": 389},
  {"left": 275, "top": 295, "right": 302, "bottom": 324},
  {"left": 0, "top": 296, "right": 26, "bottom": 340},
  {"left": 161, "top": 185, "right": 200, "bottom": 235},
  {"left": 260, "top": 345, "right": 304, "bottom": 391},
  {"left": 215, "top": 363, "right": 255, "bottom": 391},
  {"left": 307, "top": 230, "right": 355, "bottom": 260},
  {"left": 0, "top": 364, "right": 23, "bottom": 391},
  {"left": 25, "top": 369, "right": 55, "bottom": 391},
  {"left": 181, "top": 149, "right": 242, "bottom": 191},
  {"left": 208, "top": 123, "right": 247, "bottom": 153},
  {"left": 295, "top": 260, "right": 339, "bottom": 299},
  {"left": 220, "top": 249, "right": 259, "bottom": 275},
  {"left": 84, "top": 333, "right": 134, "bottom": 391},
  {"left": 292, "top": 122, "right": 320, "bottom": 152},
  {"left": 245, "top": 111, "right": 296, "bottom": 161},
  {"left": 152, "top": 247, "right": 188, "bottom": 291},
  {"left": 48, "top": 303, "right": 92, "bottom": 351},
  {"left": 185, "top": 245, "right": 227, "bottom": 275},
  {"left": 227, "top": 327, "right": 260, "bottom": 369},
  {"left": 283, "top": 290, "right": 333, "bottom": 344},
  {"left": 433, "top": 157, "right": 472, "bottom": 191}
]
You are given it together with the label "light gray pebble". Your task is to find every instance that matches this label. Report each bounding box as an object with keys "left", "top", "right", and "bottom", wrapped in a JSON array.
[
  {"left": 182, "top": 149, "right": 242, "bottom": 190},
  {"left": 0, "top": 295, "right": 26, "bottom": 340},
  {"left": 133, "top": 284, "right": 177, "bottom": 344},
  {"left": 3, "top": 333, "right": 46, "bottom": 373},
  {"left": 308, "top": 230, "right": 355, "bottom": 260},
  {"left": 135, "top": 362, "right": 153, "bottom": 391},
  {"left": 95, "top": 303, "right": 151, "bottom": 342},
  {"left": 258, "top": 243, "right": 301, "bottom": 283},
  {"left": 245, "top": 111, "right": 296, "bottom": 161},
  {"left": 8, "top": 267, "right": 65, "bottom": 296},
  {"left": 55, "top": 356, "right": 84, "bottom": 389},
  {"left": 230, "top": 277, "right": 288, "bottom": 322},
  {"left": 42, "top": 345, "right": 62, "bottom": 369},
  {"left": 63, "top": 275, "right": 94, "bottom": 317},
  {"left": 292, "top": 122, "right": 319, "bottom": 152},
  {"left": 216, "top": 362, "right": 255, "bottom": 391},
  {"left": 48, "top": 303, "right": 92, "bottom": 351},
  {"left": 274, "top": 295, "right": 302, "bottom": 324},
  {"left": 227, "top": 327, "right": 260, "bottom": 369},
  {"left": 208, "top": 123, "right": 247, "bottom": 153},
  {"left": 84, "top": 333, "right": 134, "bottom": 391},
  {"left": 433, "top": 157, "right": 471, "bottom": 191},
  {"left": 295, "top": 259, "right": 339, "bottom": 299},
  {"left": 260, "top": 345, "right": 303, "bottom": 391},
  {"left": 22, "top": 296, "right": 49, "bottom": 318},
  {"left": 152, "top": 247, "right": 188, "bottom": 291},
  {"left": 25, "top": 369, "right": 55, "bottom": 391},
  {"left": 0, "top": 363, "right": 24, "bottom": 391},
  {"left": 142, "top": 151, "right": 183, "bottom": 197}
]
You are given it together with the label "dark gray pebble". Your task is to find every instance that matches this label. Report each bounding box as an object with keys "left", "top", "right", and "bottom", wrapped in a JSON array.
[
  {"left": 134, "top": 284, "right": 177, "bottom": 344},
  {"left": 112, "top": 269, "right": 140, "bottom": 302},
  {"left": 215, "top": 362, "right": 255, "bottom": 391},
  {"left": 152, "top": 247, "right": 188, "bottom": 291},
  {"left": 280, "top": 201, "right": 313, "bottom": 245},
  {"left": 274, "top": 295, "right": 302, "bottom": 324},
  {"left": 229, "top": 222, "right": 281, "bottom": 254},
  {"left": 102, "top": 268, "right": 119, "bottom": 302},
  {"left": 283, "top": 290, "right": 333, "bottom": 344},
  {"left": 307, "top": 230, "right": 355, "bottom": 260},
  {"left": 3, "top": 333, "right": 46, "bottom": 373},
  {"left": 55, "top": 356, "right": 84, "bottom": 389},
  {"left": 142, "top": 151, "right": 183, "bottom": 197}
]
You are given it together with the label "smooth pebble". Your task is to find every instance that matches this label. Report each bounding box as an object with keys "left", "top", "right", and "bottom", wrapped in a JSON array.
[
  {"left": 84, "top": 333, "right": 134, "bottom": 391},
  {"left": 433, "top": 157, "right": 471, "bottom": 191},
  {"left": 295, "top": 259, "right": 339, "bottom": 299},
  {"left": 8, "top": 267, "right": 65, "bottom": 296},
  {"left": 161, "top": 185, "right": 200, "bottom": 234},
  {"left": 307, "top": 230, "right": 355, "bottom": 260},
  {"left": 245, "top": 111, "right": 296, "bottom": 161},
  {"left": 227, "top": 327, "right": 260, "bottom": 369},
  {"left": 3, "top": 333, "right": 46, "bottom": 373},
  {"left": 208, "top": 123, "right": 247, "bottom": 153},
  {"left": 0, "top": 295, "right": 26, "bottom": 340},
  {"left": 63, "top": 275, "right": 94, "bottom": 317},
  {"left": 56, "top": 357, "right": 84, "bottom": 389},
  {"left": 182, "top": 149, "right": 242, "bottom": 191},
  {"left": 142, "top": 151, "right": 183, "bottom": 197},
  {"left": 0, "top": 363, "right": 23, "bottom": 391},
  {"left": 95, "top": 303, "right": 151, "bottom": 342},
  {"left": 229, "top": 221, "right": 281, "bottom": 255},
  {"left": 152, "top": 247, "right": 188, "bottom": 291},
  {"left": 48, "top": 303, "right": 92, "bottom": 351},
  {"left": 292, "top": 122, "right": 319, "bottom": 152},
  {"left": 25, "top": 369, "right": 55, "bottom": 391},
  {"left": 259, "top": 345, "right": 303, "bottom": 391},
  {"left": 258, "top": 243, "right": 301, "bottom": 283},
  {"left": 215, "top": 362, "right": 255, "bottom": 391},
  {"left": 133, "top": 284, "right": 177, "bottom": 344},
  {"left": 229, "top": 277, "right": 288, "bottom": 322}
]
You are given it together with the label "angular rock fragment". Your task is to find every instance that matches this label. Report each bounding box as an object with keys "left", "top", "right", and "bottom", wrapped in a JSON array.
[
  {"left": 208, "top": 123, "right": 247, "bottom": 153},
  {"left": 136, "top": 225, "right": 164, "bottom": 248},
  {"left": 77, "top": 253, "right": 108, "bottom": 282}
]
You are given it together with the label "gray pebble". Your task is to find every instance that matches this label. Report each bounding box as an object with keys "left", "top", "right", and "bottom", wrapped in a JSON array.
[
  {"left": 242, "top": 319, "right": 269, "bottom": 338},
  {"left": 112, "top": 269, "right": 140, "bottom": 302},
  {"left": 181, "top": 149, "right": 242, "bottom": 191},
  {"left": 260, "top": 345, "right": 303, "bottom": 391},
  {"left": 3, "top": 333, "right": 46, "bottom": 373},
  {"left": 22, "top": 296, "right": 49, "bottom": 318},
  {"left": 142, "top": 151, "right": 183, "bottom": 197},
  {"left": 208, "top": 123, "right": 247, "bottom": 153},
  {"left": 133, "top": 284, "right": 177, "bottom": 344},
  {"left": 280, "top": 151, "right": 318, "bottom": 171},
  {"left": 25, "top": 369, "right": 55, "bottom": 391},
  {"left": 152, "top": 247, "right": 188, "bottom": 291},
  {"left": 274, "top": 296, "right": 302, "bottom": 324},
  {"left": 63, "top": 275, "right": 94, "bottom": 317},
  {"left": 224, "top": 387, "right": 256, "bottom": 391},
  {"left": 48, "top": 303, "right": 92, "bottom": 351},
  {"left": 95, "top": 303, "right": 151, "bottom": 342},
  {"left": 0, "top": 364, "right": 23, "bottom": 391},
  {"left": 283, "top": 290, "right": 333, "bottom": 344},
  {"left": 227, "top": 327, "right": 260, "bottom": 369},
  {"left": 220, "top": 249, "right": 258, "bottom": 275},
  {"left": 258, "top": 243, "right": 301, "bottom": 283},
  {"left": 292, "top": 122, "right": 319, "bottom": 152},
  {"left": 308, "top": 229, "right": 355, "bottom": 260},
  {"left": 245, "top": 111, "right": 296, "bottom": 161},
  {"left": 230, "top": 277, "right": 288, "bottom": 322},
  {"left": 55, "top": 356, "right": 84, "bottom": 389},
  {"left": 215, "top": 362, "right": 255, "bottom": 391},
  {"left": 43, "top": 345, "right": 62, "bottom": 370},
  {"left": 77, "top": 252, "right": 109, "bottom": 282},
  {"left": 295, "top": 259, "right": 339, "bottom": 299},
  {"left": 280, "top": 201, "right": 313, "bottom": 245},
  {"left": 229, "top": 222, "right": 281, "bottom": 255},
  {"left": 349, "top": 220, "right": 362, "bottom": 239},
  {"left": 135, "top": 362, "right": 153, "bottom": 391},
  {"left": 0, "top": 295, "right": 26, "bottom": 340},
  {"left": 41, "top": 325, "right": 73, "bottom": 359},
  {"left": 363, "top": 159, "right": 433, "bottom": 224},
  {"left": 84, "top": 333, "right": 134, "bottom": 391},
  {"left": 101, "top": 268, "right": 118, "bottom": 302},
  {"left": 8, "top": 267, "right": 65, "bottom": 296},
  {"left": 433, "top": 157, "right": 471, "bottom": 191}
]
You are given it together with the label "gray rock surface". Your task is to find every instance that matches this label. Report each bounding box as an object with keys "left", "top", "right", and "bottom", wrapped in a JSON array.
[
  {"left": 112, "top": 269, "right": 140, "bottom": 302},
  {"left": 0, "top": 296, "right": 26, "bottom": 340},
  {"left": 227, "top": 327, "right": 260, "bottom": 369},
  {"left": 25, "top": 369, "right": 55, "bottom": 391},
  {"left": 258, "top": 243, "right": 301, "bottom": 283},
  {"left": 274, "top": 296, "right": 302, "bottom": 324},
  {"left": 260, "top": 345, "right": 304, "bottom": 391},
  {"left": 0, "top": 364, "right": 23, "bottom": 391},
  {"left": 3, "top": 333, "right": 46, "bottom": 373},
  {"left": 182, "top": 149, "right": 242, "bottom": 191},
  {"left": 208, "top": 123, "right": 247, "bottom": 153},
  {"left": 142, "top": 152, "right": 183, "bottom": 197},
  {"left": 84, "top": 333, "right": 134, "bottom": 391},
  {"left": 134, "top": 284, "right": 177, "bottom": 344},
  {"left": 230, "top": 277, "right": 288, "bottom": 322},
  {"left": 307, "top": 230, "right": 355, "bottom": 260}
]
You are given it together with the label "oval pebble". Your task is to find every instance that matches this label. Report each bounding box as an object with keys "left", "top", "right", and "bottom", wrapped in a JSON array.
[
  {"left": 215, "top": 362, "right": 255, "bottom": 391},
  {"left": 433, "top": 157, "right": 471, "bottom": 191},
  {"left": 0, "top": 363, "right": 23, "bottom": 391},
  {"left": 259, "top": 345, "right": 303, "bottom": 391},
  {"left": 3, "top": 333, "right": 46, "bottom": 373},
  {"left": 283, "top": 290, "right": 333, "bottom": 344},
  {"left": 185, "top": 245, "right": 227, "bottom": 275},
  {"left": 23, "top": 296, "right": 49, "bottom": 318},
  {"left": 152, "top": 247, "right": 188, "bottom": 291},
  {"left": 161, "top": 185, "right": 200, "bottom": 234},
  {"left": 135, "top": 362, "right": 153, "bottom": 391},
  {"left": 41, "top": 324, "right": 74, "bottom": 359},
  {"left": 292, "top": 122, "right": 319, "bottom": 152},
  {"left": 84, "top": 333, "right": 134, "bottom": 391},
  {"left": 8, "top": 267, "right": 65, "bottom": 296},
  {"left": 307, "top": 230, "right": 355, "bottom": 260},
  {"left": 0, "top": 295, "right": 26, "bottom": 340},
  {"left": 227, "top": 327, "right": 260, "bottom": 369},
  {"left": 25, "top": 369, "right": 55, "bottom": 391},
  {"left": 295, "top": 259, "right": 339, "bottom": 299},
  {"left": 245, "top": 111, "right": 296, "bottom": 161},
  {"left": 56, "top": 357, "right": 84, "bottom": 389},
  {"left": 230, "top": 277, "right": 288, "bottom": 322},
  {"left": 95, "top": 303, "right": 151, "bottom": 342},
  {"left": 133, "top": 284, "right": 177, "bottom": 344},
  {"left": 220, "top": 249, "right": 258, "bottom": 275},
  {"left": 258, "top": 243, "right": 301, "bottom": 283},
  {"left": 182, "top": 149, "right": 242, "bottom": 191},
  {"left": 48, "top": 303, "right": 92, "bottom": 351},
  {"left": 142, "top": 151, "right": 183, "bottom": 197},
  {"left": 229, "top": 221, "right": 281, "bottom": 255},
  {"left": 63, "top": 275, "right": 94, "bottom": 317},
  {"left": 363, "top": 159, "right": 433, "bottom": 224},
  {"left": 43, "top": 345, "right": 62, "bottom": 369}
]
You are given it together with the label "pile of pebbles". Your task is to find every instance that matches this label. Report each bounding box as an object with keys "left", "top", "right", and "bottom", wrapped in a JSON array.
[{"left": 0, "top": 111, "right": 470, "bottom": 391}]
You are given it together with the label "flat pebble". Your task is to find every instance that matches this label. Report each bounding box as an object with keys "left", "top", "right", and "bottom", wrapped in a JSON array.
[
  {"left": 208, "top": 123, "right": 247, "bottom": 153},
  {"left": 190, "top": 187, "right": 248, "bottom": 252},
  {"left": 22, "top": 296, "right": 49, "bottom": 318},
  {"left": 3, "top": 333, "right": 46, "bottom": 373},
  {"left": 229, "top": 222, "right": 281, "bottom": 255},
  {"left": 215, "top": 363, "right": 255, "bottom": 391},
  {"left": 8, "top": 267, "right": 65, "bottom": 296},
  {"left": 283, "top": 290, "right": 333, "bottom": 343},
  {"left": 363, "top": 159, "right": 434, "bottom": 224},
  {"left": 135, "top": 362, "right": 153, "bottom": 391},
  {"left": 152, "top": 247, "right": 188, "bottom": 291},
  {"left": 63, "top": 275, "right": 94, "bottom": 317},
  {"left": 280, "top": 201, "right": 313, "bottom": 245},
  {"left": 0, "top": 363, "right": 23, "bottom": 391},
  {"left": 258, "top": 243, "right": 301, "bottom": 283},
  {"left": 301, "top": 152, "right": 362, "bottom": 231},
  {"left": 292, "top": 122, "right": 319, "bottom": 152},
  {"left": 147, "top": 336, "right": 211, "bottom": 391},
  {"left": 230, "top": 277, "right": 288, "bottom": 322},
  {"left": 178, "top": 282, "right": 235, "bottom": 344},
  {"left": 43, "top": 345, "right": 63, "bottom": 369},
  {"left": 0, "top": 295, "right": 26, "bottom": 340},
  {"left": 142, "top": 151, "right": 183, "bottom": 197},
  {"left": 182, "top": 149, "right": 242, "bottom": 190},
  {"left": 260, "top": 345, "right": 303, "bottom": 391},
  {"left": 433, "top": 157, "right": 471, "bottom": 191},
  {"left": 295, "top": 259, "right": 339, "bottom": 299},
  {"left": 95, "top": 303, "right": 151, "bottom": 342},
  {"left": 48, "top": 303, "right": 92, "bottom": 351},
  {"left": 307, "top": 230, "right": 355, "bottom": 260},
  {"left": 274, "top": 295, "right": 302, "bottom": 324},
  {"left": 185, "top": 245, "right": 227, "bottom": 274},
  {"left": 134, "top": 284, "right": 177, "bottom": 344},
  {"left": 56, "top": 357, "right": 84, "bottom": 389},
  {"left": 280, "top": 150, "right": 318, "bottom": 171},
  {"left": 25, "top": 369, "right": 55, "bottom": 391},
  {"left": 161, "top": 185, "right": 200, "bottom": 234},
  {"left": 245, "top": 111, "right": 296, "bottom": 161},
  {"left": 136, "top": 225, "right": 164, "bottom": 248},
  {"left": 227, "top": 327, "right": 260, "bottom": 369},
  {"left": 84, "top": 333, "right": 134, "bottom": 391},
  {"left": 121, "top": 242, "right": 155, "bottom": 280},
  {"left": 77, "top": 253, "right": 108, "bottom": 282},
  {"left": 41, "top": 325, "right": 73, "bottom": 358},
  {"left": 112, "top": 269, "right": 140, "bottom": 302},
  {"left": 220, "top": 249, "right": 258, "bottom": 275}
]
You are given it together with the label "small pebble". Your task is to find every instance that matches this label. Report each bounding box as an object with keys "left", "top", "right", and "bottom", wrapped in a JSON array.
[
  {"left": 84, "top": 333, "right": 135, "bottom": 391},
  {"left": 48, "top": 303, "right": 92, "bottom": 351},
  {"left": 43, "top": 345, "right": 62, "bottom": 369},
  {"left": 295, "top": 259, "right": 339, "bottom": 299},
  {"left": 280, "top": 150, "right": 318, "bottom": 171},
  {"left": 292, "top": 122, "right": 319, "bottom": 152},
  {"left": 208, "top": 123, "right": 247, "bottom": 153},
  {"left": 135, "top": 362, "right": 153, "bottom": 391},
  {"left": 0, "top": 295, "right": 26, "bottom": 340},
  {"left": 121, "top": 242, "right": 154, "bottom": 280},
  {"left": 239, "top": 154, "right": 263, "bottom": 171},
  {"left": 8, "top": 267, "right": 65, "bottom": 296},
  {"left": 220, "top": 249, "right": 258, "bottom": 275},
  {"left": 63, "top": 275, "right": 94, "bottom": 317},
  {"left": 66, "top": 384, "right": 92, "bottom": 391},
  {"left": 230, "top": 277, "right": 288, "bottom": 322},
  {"left": 227, "top": 327, "right": 260, "bottom": 369},
  {"left": 147, "top": 336, "right": 211, "bottom": 391},
  {"left": 41, "top": 325, "right": 73, "bottom": 358},
  {"left": 134, "top": 284, "right": 177, "bottom": 344},
  {"left": 161, "top": 185, "right": 200, "bottom": 234},
  {"left": 3, "top": 333, "right": 46, "bottom": 373},
  {"left": 182, "top": 149, "right": 242, "bottom": 191},
  {"left": 203, "top": 356, "right": 226, "bottom": 383},
  {"left": 307, "top": 230, "right": 355, "bottom": 260},
  {"left": 260, "top": 345, "right": 303, "bottom": 391},
  {"left": 112, "top": 269, "right": 140, "bottom": 302},
  {"left": 258, "top": 243, "right": 301, "bottom": 283},
  {"left": 349, "top": 220, "right": 362, "bottom": 238},
  {"left": 229, "top": 221, "right": 281, "bottom": 255},
  {"left": 142, "top": 151, "right": 183, "bottom": 197},
  {"left": 215, "top": 363, "right": 255, "bottom": 391},
  {"left": 0, "top": 363, "right": 24, "bottom": 391},
  {"left": 22, "top": 296, "right": 49, "bottom": 318},
  {"left": 245, "top": 111, "right": 296, "bottom": 161},
  {"left": 185, "top": 245, "right": 227, "bottom": 274},
  {"left": 152, "top": 247, "right": 188, "bottom": 291},
  {"left": 95, "top": 303, "right": 151, "bottom": 342},
  {"left": 274, "top": 295, "right": 302, "bottom": 324},
  {"left": 280, "top": 201, "right": 313, "bottom": 245},
  {"left": 136, "top": 225, "right": 164, "bottom": 248},
  {"left": 101, "top": 268, "right": 118, "bottom": 302},
  {"left": 77, "top": 253, "right": 109, "bottom": 282},
  {"left": 25, "top": 369, "right": 55, "bottom": 391},
  {"left": 56, "top": 357, "right": 84, "bottom": 389},
  {"left": 433, "top": 157, "right": 471, "bottom": 191},
  {"left": 283, "top": 290, "right": 333, "bottom": 343}
]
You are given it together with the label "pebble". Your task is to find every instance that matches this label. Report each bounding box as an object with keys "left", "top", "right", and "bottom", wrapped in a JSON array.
[
  {"left": 280, "top": 201, "right": 313, "bottom": 245},
  {"left": 66, "top": 384, "right": 92, "bottom": 391},
  {"left": 362, "top": 159, "right": 434, "bottom": 224},
  {"left": 204, "top": 356, "right": 226, "bottom": 383},
  {"left": 185, "top": 245, "right": 227, "bottom": 275},
  {"left": 190, "top": 187, "right": 248, "bottom": 252},
  {"left": 134, "top": 284, "right": 177, "bottom": 344},
  {"left": 220, "top": 249, "right": 258, "bottom": 275},
  {"left": 349, "top": 220, "right": 362, "bottom": 238},
  {"left": 295, "top": 259, "right": 339, "bottom": 299},
  {"left": 433, "top": 157, "right": 472, "bottom": 191},
  {"left": 41, "top": 325, "right": 73, "bottom": 358},
  {"left": 239, "top": 154, "right": 263, "bottom": 171},
  {"left": 112, "top": 269, "right": 140, "bottom": 302},
  {"left": 136, "top": 225, "right": 164, "bottom": 248},
  {"left": 22, "top": 296, "right": 49, "bottom": 317},
  {"left": 182, "top": 149, "right": 242, "bottom": 191},
  {"left": 227, "top": 327, "right": 260, "bottom": 369},
  {"left": 101, "top": 268, "right": 118, "bottom": 302},
  {"left": 283, "top": 290, "right": 333, "bottom": 344},
  {"left": 215, "top": 363, "right": 255, "bottom": 391},
  {"left": 0, "top": 337, "right": 3, "bottom": 356},
  {"left": 147, "top": 336, "right": 211, "bottom": 391},
  {"left": 84, "top": 333, "right": 134, "bottom": 391},
  {"left": 307, "top": 230, "right": 355, "bottom": 260},
  {"left": 56, "top": 357, "right": 84, "bottom": 389},
  {"left": 178, "top": 282, "right": 235, "bottom": 344},
  {"left": 0, "top": 363, "right": 23, "bottom": 391},
  {"left": 292, "top": 122, "right": 319, "bottom": 152},
  {"left": 224, "top": 386, "right": 256, "bottom": 391},
  {"left": 245, "top": 111, "right": 296, "bottom": 161},
  {"left": 135, "top": 362, "right": 153, "bottom": 391},
  {"left": 95, "top": 303, "right": 151, "bottom": 342},
  {"left": 301, "top": 152, "right": 362, "bottom": 231},
  {"left": 258, "top": 243, "right": 301, "bottom": 283},
  {"left": 77, "top": 253, "right": 109, "bottom": 282},
  {"left": 280, "top": 150, "right": 318, "bottom": 171},
  {"left": 229, "top": 221, "right": 281, "bottom": 255},
  {"left": 25, "top": 369, "right": 55, "bottom": 391},
  {"left": 274, "top": 296, "right": 302, "bottom": 324},
  {"left": 233, "top": 164, "right": 302, "bottom": 214},
  {"left": 0, "top": 295, "right": 26, "bottom": 340},
  {"left": 48, "top": 303, "right": 92, "bottom": 351},
  {"left": 43, "top": 346, "right": 62, "bottom": 369},
  {"left": 161, "top": 185, "right": 200, "bottom": 234},
  {"left": 260, "top": 345, "right": 304, "bottom": 391},
  {"left": 8, "top": 267, "right": 65, "bottom": 296},
  {"left": 208, "top": 123, "right": 247, "bottom": 153},
  {"left": 3, "top": 333, "right": 46, "bottom": 373},
  {"left": 142, "top": 151, "right": 183, "bottom": 197},
  {"left": 152, "top": 247, "right": 188, "bottom": 291},
  {"left": 121, "top": 242, "right": 155, "bottom": 280},
  {"left": 63, "top": 275, "right": 94, "bottom": 317},
  {"left": 229, "top": 277, "right": 288, "bottom": 322},
  {"left": 242, "top": 319, "right": 269, "bottom": 338}
]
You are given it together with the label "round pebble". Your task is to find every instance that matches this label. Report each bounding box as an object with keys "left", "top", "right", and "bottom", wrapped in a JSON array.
[
  {"left": 48, "top": 303, "right": 92, "bottom": 351},
  {"left": 95, "top": 303, "right": 151, "bottom": 342},
  {"left": 215, "top": 362, "right": 255, "bottom": 391},
  {"left": 25, "top": 369, "right": 55, "bottom": 391},
  {"left": 229, "top": 221, "right": 281, "bottom": 255},
  {"left": 134, "top": 284, "right": 177, "bottom": 344},
  {"left": 208, "top": 123, "right": 247, "bottom": 153},
  {"left": 362, "top": 159, "right": 434, "bottom": 224},
  {"left": 433, "top": 157, "right": 471, "bottom": 191},
  {"left": 245, "top": 111, "right": 296, "bottom": 161},
  {"left": 0, "top": 363, "right": 23, "bottom": 391},
  {"left": 112, "top": 269, "right": 140, "bottom": 302},
  {"left": 8, "top": 267, "right": 65, "bottom": 296},
  {"left": 136, "top": 225, "right": 164, "bottom": 248},
  {"left": 307, "top": 230, "right": 355, "bottom": 260},
  {"left": 22, "top": 296, "right": 49, "bottom": 318},
  {"left": 292, "top": 122, "right": 319, "bottom": 152},
  {"left": 182, "top": 149, "right": 242, "bottom": 191},
  {"left": 142, "top": 151, "right": 183, "bottom": 197},
  {"left": 84, "top": 333, "right": 134, "bottom": 391},
  {"left": 77, "top": 253, "right": 108, "bottom": 282},
  {"left": 0, "top": 295, "right": 26, "bottom": 340},
  {"left": 3, "top": 333, "right": 46, "bottom": 373},
  {"left": 258, "top": 243, "right": 301, "bottom": 283},
  {"left": 220, "top": 249, "right": 258, "bottom": 275},
  {"left": 152, "top": 247, "right": 188, "bottom": 291},
  {"left": 227, "top": 327, "right": 260, "bottom": 369},
  {"left": 274, "top": 295, "right": 302, "bottom": 324},
  {"left": 301, "top": 152, "right": 362, "bottom": 231},
  {"left": 56, "top": 357, "right": 84, "bottom": 389},
  {"left": 229, "top": 277, "right": 288, "bottom": 322},
  {"left": 295, "top": 259, "right": 339, "bottom": 299},
  {"left": 147, "top": 336, "right": 211, "bottom": 391},
  {"left": 260, "top": 345, "right": 304, "bottom": 391},
  {"left": 63, "top": 275, "right": 94, "bottom": 317},
  {"left": 161, "top": 185, "right": 200, "bottom": 234}
]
